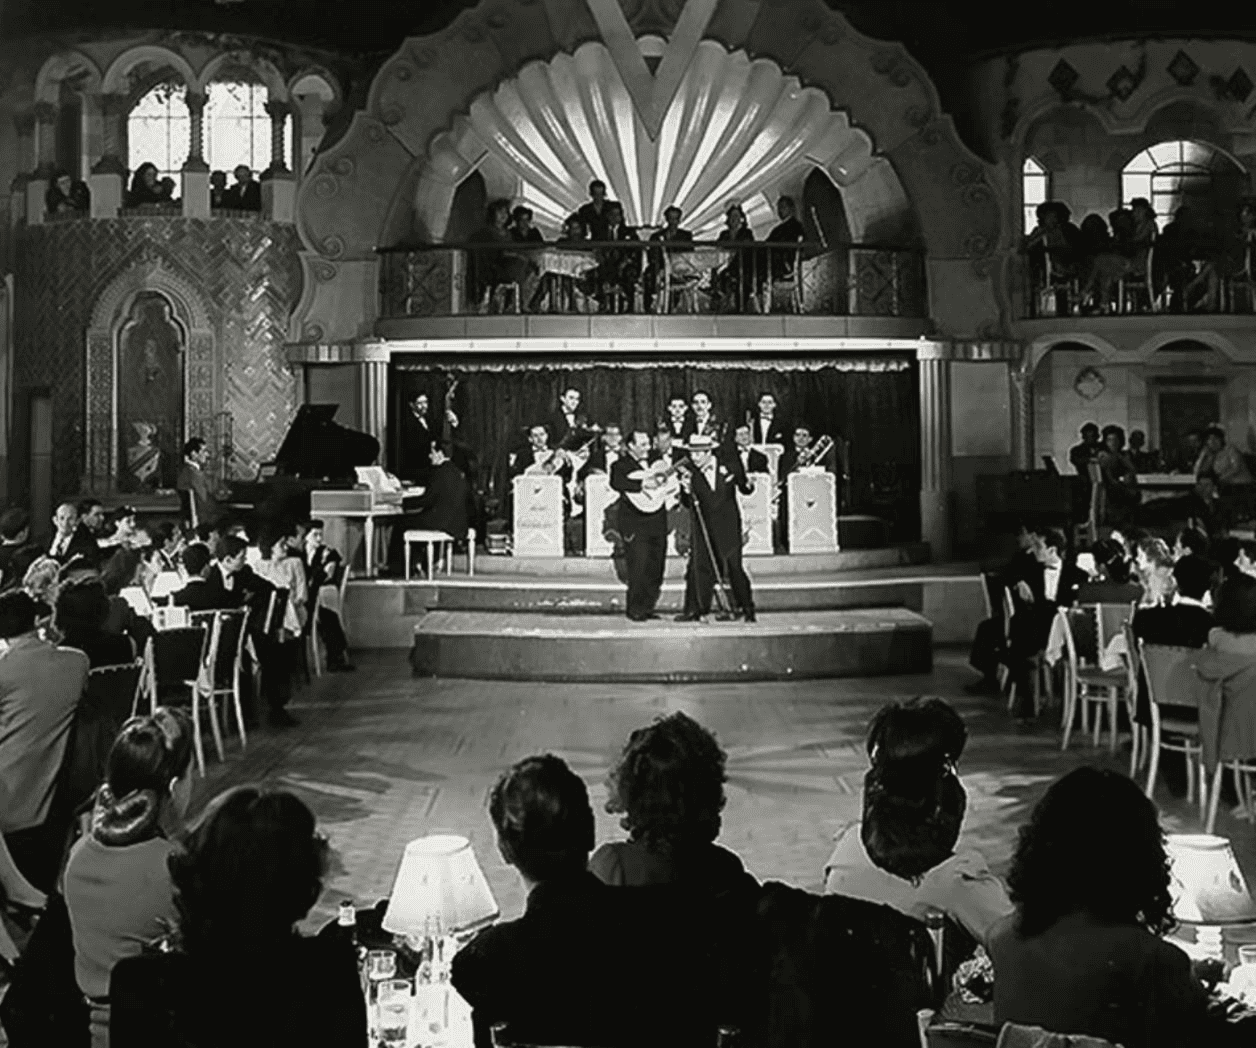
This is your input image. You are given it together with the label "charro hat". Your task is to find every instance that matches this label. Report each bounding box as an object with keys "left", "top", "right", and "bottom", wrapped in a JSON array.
[{"left": 684, "top": 435, "right": 720, "bottom": 452}]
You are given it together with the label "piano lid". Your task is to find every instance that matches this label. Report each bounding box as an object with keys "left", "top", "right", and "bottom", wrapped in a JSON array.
[{"left": 271, "top": 404, "right": 379, "bottom": 483}]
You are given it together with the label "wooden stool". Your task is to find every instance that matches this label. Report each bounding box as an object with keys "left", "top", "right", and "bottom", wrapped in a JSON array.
[{"left": 404, "top": 530, "right": 454, "bottom": 580}]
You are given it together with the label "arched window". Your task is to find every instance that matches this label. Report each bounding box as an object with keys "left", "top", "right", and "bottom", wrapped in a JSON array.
[
  {"left": 130, "top": 81, "right": 280, "bottom": 182},
  {"left": 1121, "top": 140, "right": 1241, "bottom": 226},
  {"left": 1022, "top": 157, "right": 1049, "bottom": 234}
]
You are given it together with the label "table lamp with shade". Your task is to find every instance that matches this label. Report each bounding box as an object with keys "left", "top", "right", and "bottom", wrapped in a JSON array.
[
  {"left": 1167, "top": 834, "right": 1256, "bottom": 961},
  {"left": 382, "top": 834, "right": 499, "bottom": 980}
]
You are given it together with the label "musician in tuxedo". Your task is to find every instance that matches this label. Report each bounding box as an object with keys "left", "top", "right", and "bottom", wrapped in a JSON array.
[
  {"left": 303, "top": 519, "right": 352, "bottom": 672},
  {"left": 690, "top": 391, "right": 722, "bottom": 443},
  {"left": 726, "top": 423, "right": 769, "bottom": 476},
  {"left": 585, "top": 423, "right": 626, "bottom": 476},
  {"left": 676, "top": 435, "right": 756, "bottom": 622},
  {"left": 653, "top": 427, "right": 690, "bottom": 555},
  {"left": 1005, "top": 527, "right": 1087, "bottom": 720},
  {"left": 510, "top": 424, "right": 569, "bottom": 481},
  {"left": 780, "top": 423, "right": 837, "bottom": 478},
  {"left": 664, "top": 397, "right": 695, "bottom": 443},
  {"left": 611, "top": 431, "right": 670, "bottom": 621},
  {"left": 751, "top": 393, "right": 788, "bottom": 447},
  {"left": 388, "top": 444, "right": 471, "bottom": 576},
  {"left": 548, "top": 388, "right": 598, "bottom": 451}
]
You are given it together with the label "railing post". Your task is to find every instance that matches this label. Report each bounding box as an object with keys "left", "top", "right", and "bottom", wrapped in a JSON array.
[{"left": 181, "top": 92, "right": 210, "bottom": 219}]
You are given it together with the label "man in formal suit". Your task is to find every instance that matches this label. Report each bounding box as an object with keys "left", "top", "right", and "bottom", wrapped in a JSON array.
[
  {"left": 585, "top": 423, "right": 625, "bottom": 476},
  {"left": 302, "top": 519, "right": 352, "bottom": 672},
  {"left": 765, "top": 196, "right": 805, "bottom": 282},
  {"left": 1005, "top": 527, "right": 1087, "bottom": 720},
  {"left": 0, "top": 590, "right": 90, "bottom": 891},
  {"left": 223, "top": 164, "right": 261, "bottom": 211},
  {"left": 664, "top": 397, "right": 695, "bottom": 443},
  {"left": 644, "top": 205, "right": 694, "bottom": 311},
  {"left": 1132, "top": 554, "right": 1215, "bottom": 648},
  {"left": 575, "top": 179, "right": 616, "bottom": 242},
  {"left": 547, "top": 388, "right": 595, "bottom": 452},
  {"left": 653, "top": 427, "right": 690, "bottom": 555},
  {"left": 596, "top": 202, "right": 641, "bottom": 312},
  {"left": 676, "top": 435, "right": 756, "bottom": 622},
  {"left": 751, "top": 392, "right": 789, "bottom": 447},
  {"left": 171, "top": 543, "right": 219, "bottom": 612},
  {"left": 689, "top": 391, "right": 722, "bottom": 443},
  {"left": 388, "top": 444, "right": 470, "bottom": 575},
  {"left": 176, "top": 437, "right": 223, "bottom": 529},
  {"left": 727, "top": 423, "right": 769, "bottom": 476},
  {"left": 610, "top": 431, "right": 670, "bottom": 622},
  {"left": 400, "top": 392, "right": 437, "bottom": 484},
  {"left": 966, "top": 522, "right": 1041, "bottom": 695},
  {"left": 451, "top": 755, "right": 727, "bottom": 1048},
  {"left": 0, "top": 509, "right": 40, "bottom": 592},
  {"left": 47, "top": 502, "right": 90, "bottom": 566}
]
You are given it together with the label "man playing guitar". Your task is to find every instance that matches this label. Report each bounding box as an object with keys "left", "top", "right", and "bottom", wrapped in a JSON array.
[{"left": 610, "top": 430, "right": 674, "bottom": 621}]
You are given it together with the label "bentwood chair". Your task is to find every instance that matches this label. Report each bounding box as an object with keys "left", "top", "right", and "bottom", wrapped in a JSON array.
[
  {"left": 145, "top": 622, "right": 212, "bottom": 773},
  {"left": 1139, "top": 640, "right": 1207, "bottom": 820},
  {"left": 1057, "top": 606, "right": 1126, "bottom": 753},
  {"left": 200, "top": 608, "right": 249, "bottom": 753}
]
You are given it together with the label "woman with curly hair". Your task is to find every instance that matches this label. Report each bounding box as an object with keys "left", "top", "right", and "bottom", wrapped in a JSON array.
[
  {"left": 823, "top": 697, "right": 1011, "bottom": 946},
  {"left": 589, "top": 712, "right": 752, "bottom": 889},
  {"left": 108, "top": 786, "right": 366, "bottom": 1047},
  {"left": 990, "top": 766, "right": 1209, "bottom": 1048}
]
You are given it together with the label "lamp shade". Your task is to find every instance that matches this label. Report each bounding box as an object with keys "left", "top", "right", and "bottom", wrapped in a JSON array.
[
  {"left": 1167, "top": 834, "right": 1256, "bottom": 924},
  {"left": 381, "top": 835, "right": 499, "bottom": 938}
]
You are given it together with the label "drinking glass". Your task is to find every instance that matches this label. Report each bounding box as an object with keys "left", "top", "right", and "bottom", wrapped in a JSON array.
[
  {"left": 366, "top": 951, "right": 398, "bottom": 1039},
  {"left": 1232, "top": 944, "right": 1256, "bottom": 1003},
  {"left": 377, "top": 979, "right": 412, "bottom": 1047}
]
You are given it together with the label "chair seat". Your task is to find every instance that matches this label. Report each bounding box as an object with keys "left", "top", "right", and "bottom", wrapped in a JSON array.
[
  {"left": 404, "top": 530, "right": 453, "bottom": 542},
  {"left": 1076, "top": 667, "right": 1125, "bottom": 686},
  {"left": 1160, "top": 718, "right": 1201, "bottom": 737}
]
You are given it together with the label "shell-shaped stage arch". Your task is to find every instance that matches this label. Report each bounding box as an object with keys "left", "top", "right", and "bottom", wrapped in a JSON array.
[{"left": 436, "top": 38, "right": 878, "bottom": 240}]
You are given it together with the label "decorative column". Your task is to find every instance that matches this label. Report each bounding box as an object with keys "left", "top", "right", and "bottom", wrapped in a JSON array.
[
  {"left": 89, "top": 93, "right": 128, "bottom": 218},
  {"left": 355, "top": 339, "right": 389, "bottom": 464},
  {"left": 181, "top": 92, "right": 210, "bottom": 218},
  {"left": 9, "top": 113, "right": 35, "bottom": 228},
  {"left": 918, "top": 344, "right": 954, "bottom": 562},
  {"left": 261, "top": 100, "right": 295, "bottom": 222},
  {"left": 26, "top": 102, "right": 58, "bottom": 225}
]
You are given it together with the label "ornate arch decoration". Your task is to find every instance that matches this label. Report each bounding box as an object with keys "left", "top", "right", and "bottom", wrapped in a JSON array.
[
  {"left": 294, "top": 0, "right": 1004, "bottom": 339},
  {"left": 35, "top": 50, "right": 103, "bottom": 105},
  {"left": 1135, "top": 329, "right": 1240, "bottom": 362},
  {"left": 1029, "top": 333, "right": 1120, "bottom": 376},
  {"left": 197, "top": 51, "right": 289, "bottom": 101},
  {"left": 288, "top": 67, "right": 341, "bottom": 109},
  {"left": 85, "top": 260, "right": 216, "bottom": 490},
  {"left": 102, "top": 45, "right": 199, "bottom": 96}
]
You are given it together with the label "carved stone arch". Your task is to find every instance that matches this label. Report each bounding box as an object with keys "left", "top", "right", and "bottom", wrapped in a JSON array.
[
  {"left": 85, "top": 260, "right": 216, "bottom": 491},
  {"left": 35, "top": 50, "right": 102, "bottom": 105},
  {"left": 1135, "top": 329, "right": 1240, "bottom": 362},
  {"left": 1029, "top": 333, "right": 1120, "bottom": 376},
  {"left": 288, "top": 67, "right": 341, "bottom": 108},
  {"left": 197, "top": 52, "right": 288, "bottom": 101},
  {"left": 102, "top": 45, "right": 198, "bottom": 96}
]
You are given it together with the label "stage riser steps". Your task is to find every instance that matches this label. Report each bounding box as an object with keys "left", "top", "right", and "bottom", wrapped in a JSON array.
[
  {"left": 410, "top": 610, "right": 932, "bottom": 683},
  {"left": 345, "top": 572, "right": 984, "bottom": 649}
]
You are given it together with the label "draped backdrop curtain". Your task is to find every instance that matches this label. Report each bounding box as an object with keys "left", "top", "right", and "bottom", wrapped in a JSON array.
[{"left": 389, "top": 355, "right": 921, "bottom": 540}]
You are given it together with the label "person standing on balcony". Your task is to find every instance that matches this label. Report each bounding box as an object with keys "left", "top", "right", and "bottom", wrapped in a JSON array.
[
  {"left": 223, "top": 165, "right": 261, "bottom": 212},
  {"left": 576, "top": 180, "right": 617, "bottom": 242}
]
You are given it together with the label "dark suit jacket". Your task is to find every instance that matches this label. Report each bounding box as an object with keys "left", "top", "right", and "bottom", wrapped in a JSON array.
[
  {"left": 49, "top": 525, "right": 100, "bottom": 568},
  {"left": 303, "top": 544, "right": 343, "bottom": 595},
  {"left": 176, "top": 462, "right": 221, "bottom": 527},
  {"left": 575, "top": 200, "right": 618, "bottom": 241},
  {"left": 727, "top": 446, "right": 769, "bottom": 475},
  {"left": 683, "top": 457, "right": 753, "bottom": 555},
  {"left": 407, "top": 461, "right": 469, "bottom": 539},
  {"left": 585, "top": 444, "right": 625, "bottom": 476},
  {"left": 223, "top": 180, "right": 261, "bottom": 211},
  {"left": 1020, "top": 556, "right": 1087, "bottom": 611},
  {"left": 0, "top": 542, "right": 40, "bottom": 591},
  {"left": 451, "top": 872, "right": 735, "bottom": 1048},
  {"left": 1133, "top": 603, "right": 1214, "bottom": 649},
  {"left": 751, "top": 416, "right": 789, "bottom": 447},
  {"left": 667, "top": 414, "right": 696, "bottom": 443},
  {"left": 546, "top": 410, "right": 593, "bottom": 450},
  {"left": 611, "top": 454, "right": 669, "bottom": 538},
  {"left": 399, "top": 411, "right": 437, "bottom": 483},
  {"left": 509, "top": 447, "right": 570, "bottom": 483},
  {"left": 171, "top": 578, "right": 221, "bottom": 613}
]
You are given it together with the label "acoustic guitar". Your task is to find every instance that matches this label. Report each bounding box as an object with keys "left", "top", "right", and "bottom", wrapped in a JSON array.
[{"left": 624, "top": 458, "right": 691, "bottom": 513}]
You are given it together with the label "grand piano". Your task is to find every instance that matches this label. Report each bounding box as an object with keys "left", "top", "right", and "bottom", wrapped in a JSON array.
[{"left": 228, "top": 404, "right": 381, "bottom": 523}]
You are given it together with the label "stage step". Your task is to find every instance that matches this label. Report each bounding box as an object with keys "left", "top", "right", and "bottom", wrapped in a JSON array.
[{"left": 410, "top": 609, "right": 932, "bottom": 682}]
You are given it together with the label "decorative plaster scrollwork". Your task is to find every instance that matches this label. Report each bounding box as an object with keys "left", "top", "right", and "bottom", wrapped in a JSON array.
[
  {"left": 366, "top": 124, "right": 387, "bottom": 144},
  {"left": 950, "top": 161, "right": 980, "bottom": 186},
  {"left": 312, "top": 175, "right": 338, "bottom": 199},
  {"left": 904, "top": 105, "right": 932, "bottom": 128},
  {"left": 394, "top": 64, "right": 413, "bottom": 82},
  {"left": 920, "top": 127, "right": 942, "bottom": 146},
  {"left": 331, "top": 157, "right": 355, "bottom": 177},
  {"left": 820, "top": 19, "right": 846, "bottom": 45},
  {"left": 378, "top": 104, "right": 405, "bottom": 127},
  {"left": 462, "top": 20, "right": 486, "bottom": 44},
  {"left": 964, "top": 232, "right": 993, "bottom": 257},
  {"left": 962, "top": 183, "right": 993, "bottom": 207},
  {"left": 312, "top": 261, "right": 337, "bottom": 282},
  {"left": 487, "top": 12, "right": 509, "bottom": 29},
  {"left": 321, "top": 235, "right": 346, "bottom": 258},
  {"left": 303, "top": 322, "right": 325, "bottom": 342},
  {"left": 800, "top": 11, "right": 822, "bottom": 33},
  {"left": 412, "top": 47, "right": 438, "bottom": 69}
]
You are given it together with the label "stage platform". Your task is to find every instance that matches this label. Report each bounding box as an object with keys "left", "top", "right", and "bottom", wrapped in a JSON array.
[
  {"left": 410, "top": 609, "right": 933, "bottom": 683},
  {"left": 344, "top": 545, "right": 989, "bottom": 650}
]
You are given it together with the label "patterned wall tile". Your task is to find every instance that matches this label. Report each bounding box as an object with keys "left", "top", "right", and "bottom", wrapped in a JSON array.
[{"left": 12, "top": 217, "right": 304, "bottom": 499}]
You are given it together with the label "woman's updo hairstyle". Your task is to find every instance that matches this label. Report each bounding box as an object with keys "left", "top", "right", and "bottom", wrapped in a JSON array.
[{"left": 861, "top": 696, "right": 967, "bottom": 882}]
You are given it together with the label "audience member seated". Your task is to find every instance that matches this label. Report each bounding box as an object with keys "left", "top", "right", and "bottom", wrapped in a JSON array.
[
  {"left": 1132, "top": 555, "right": 1215, "bottom": 648},
  {"left": 1074, "top": 537, "right": 1141, "bottom": 605},
  {"left": 1135, "top": 536, "right": 1176, "bottom": 607},
  {"left": 824, "top": 697, "right": 1012, "bottom": 949},
  {"left": 1083, "top": 199, "right": 1157, "bottom": 312},
  {"left": 1024, "top": 202, "right": 1082, "bottom": 291},
  {"left": 1097, "top": 425, "right": 1140, "bottom": 526},
  {"left": 47, "top": 502, "right": 93, "bottom": 568},
  {"left": 590, "top": 712, "right": 754, "bottom": 891},
  {"left": 45, "top": 172, "right": 89, "bottom": 216},
  {"left": 0, "top": 509, "right": 40, "bottom": 593},
  {"left": 643, "top": 205, "right": 695, "bottom": 310},
  {"left": 1128, "top": 429, "right": 1163, "bottom": 473},
  {"left": 967, "top": 523, "right": 1041, "bottom": 696},
  {"left": 1184, "top": 198, "right": 1256, "bottom": 312},
  {"left": 21, "top": 556, "right": 61, "bottom": 621},
  {"left": 1194, "top": 428, "right": 1252, "bottom": 525},
  {"left": 1155, "top": 204, "right": 1205, "bottom": 310},
  {"left": 64, "top": 709, "right": 194, "bottom": 1048},
  {"left": 109, "top": 785, "right": 365, "bottom": 1047},
  {"left": 125, "top": 163, "right": 165, "bottom": 208},
  {"left": 157, "top": 177, "right": 177, "bottom": 205},
  {"left": 208, "top": 170, "right": 228, "bottom": 210},
  {"left": 715, "top": 203, "right": 756, "bottom": 312},
  {"left": 1076, "top": 212, "right": 1112, "bottom": 264},
  {"left": 1206, "top": 571, "right": 1256, "bottom": 655},
  {"left": 1005, "top": 528, "right": 1086, "bottom": 719},
  {"left": 302, "top": 520, "right": 352, "bottom": 672},
  {"left": 452, "top": 754, "right": 730, "bottom": 1048},
  {"left": 990, "top": 766, "right": 1210, "bottom": 1048},
  {"left": 509, "top": 205, "right": 544, "bottom": 243},
  {"left": 1173, "top": 525, "right": 1211, "bottom": 562},
  {"left": 0, "top": 591, "right": 90, "bottom": 893},
  {"left": 469, "top": 199, "right": 529, "bottom": 309},
  {"left": 575, "top": 179, "right": 617, "bottom": 241},
  {"left": 171, "top": 543, "right": 216, "bottom": 612},
  {"left": 54, "top": 576, "right": 134, "bottom": 668},
  {"left": 222, "top": 165, "right": 260, "bottom": 212},
  {"left": 594, "top": 202, "right": 641, "bottom": 312}
]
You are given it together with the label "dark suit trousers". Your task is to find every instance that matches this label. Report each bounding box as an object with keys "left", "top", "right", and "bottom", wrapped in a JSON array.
[
  {"left": 316, "top": 606, "right": 349, "bottom": 665},
  {"left": 1006, "top": 602, "right": 1057, "bottom": 717},
  {"left": 623, "top": 530, "right": 666, "bottom": 618},
  {"left": 683, "top": 530, "right": 754, "bottom": 616},
  {"left": 4, "top": 822, "right": 69, "bottom": 895}
]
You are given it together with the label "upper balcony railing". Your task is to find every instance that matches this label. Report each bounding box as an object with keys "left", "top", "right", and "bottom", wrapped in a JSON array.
[{"left": 378, "top": 241, "right": 926, "bottom": 319}]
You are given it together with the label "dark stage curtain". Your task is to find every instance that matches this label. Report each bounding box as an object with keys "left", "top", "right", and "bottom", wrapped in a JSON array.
[{"left": 389, "top": 356, "right": 921, "bottom": 540}]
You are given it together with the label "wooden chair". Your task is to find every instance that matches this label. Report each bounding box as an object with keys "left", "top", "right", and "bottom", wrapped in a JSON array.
[
  {"left": 759, "top": 243, "right": 804, "bottom": 314},
  {"left": 1118, "top": 244, "right": 1160, "bottom": 314},
  {"left": 200, "top": 608, "right": 249, "bottom": 753},
  {"left": 307, "top": 559, "right": 351, "bottom": 677},
  {"left": 145, "top": 622, "right": 212, "bottom": 773},
  {"left": 1058, "top": 606, "right": 1126, "bottom": 753},
  {"left": 1035, "top": 251, "right": 1077, "bottom": 317},
  {"left": 56, "top": 660, "right": 146, "bottom": 814},
  {"left": 481, "top": 281, "right": 521, "bottom": 314},
  {"left": 1139, "top": 640, "right": 1207, "bottom": 821},
  {"left": 1121, "top": 622, "right": 1146, "bottom": 777}
]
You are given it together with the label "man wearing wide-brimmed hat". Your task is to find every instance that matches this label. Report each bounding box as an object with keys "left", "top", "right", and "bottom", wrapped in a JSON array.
[{"left": 675, "top": 435, "right": 756, "bottom": 623}]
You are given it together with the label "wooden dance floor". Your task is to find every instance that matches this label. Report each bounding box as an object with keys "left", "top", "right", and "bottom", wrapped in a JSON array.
[{"left": 182, "top": 649, "right": 1256, "bottom": 934}]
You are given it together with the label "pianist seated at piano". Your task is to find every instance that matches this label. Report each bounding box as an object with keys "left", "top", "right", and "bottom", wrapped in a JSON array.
[{"left": 386, "top": 443, "right": 470, "bottom": 576}]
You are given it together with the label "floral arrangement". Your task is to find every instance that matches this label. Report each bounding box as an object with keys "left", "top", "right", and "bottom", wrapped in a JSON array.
[{"left": 953, "top": 945, "right": 995, "bottom": 1005}]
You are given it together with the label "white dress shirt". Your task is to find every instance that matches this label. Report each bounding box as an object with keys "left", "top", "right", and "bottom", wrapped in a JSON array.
[
  {"left": 1043, "top": 562, "right": 1061, "bottom": 602},
  {"left": 756, "top": 417, "right": 775, "bottom": 444}
]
